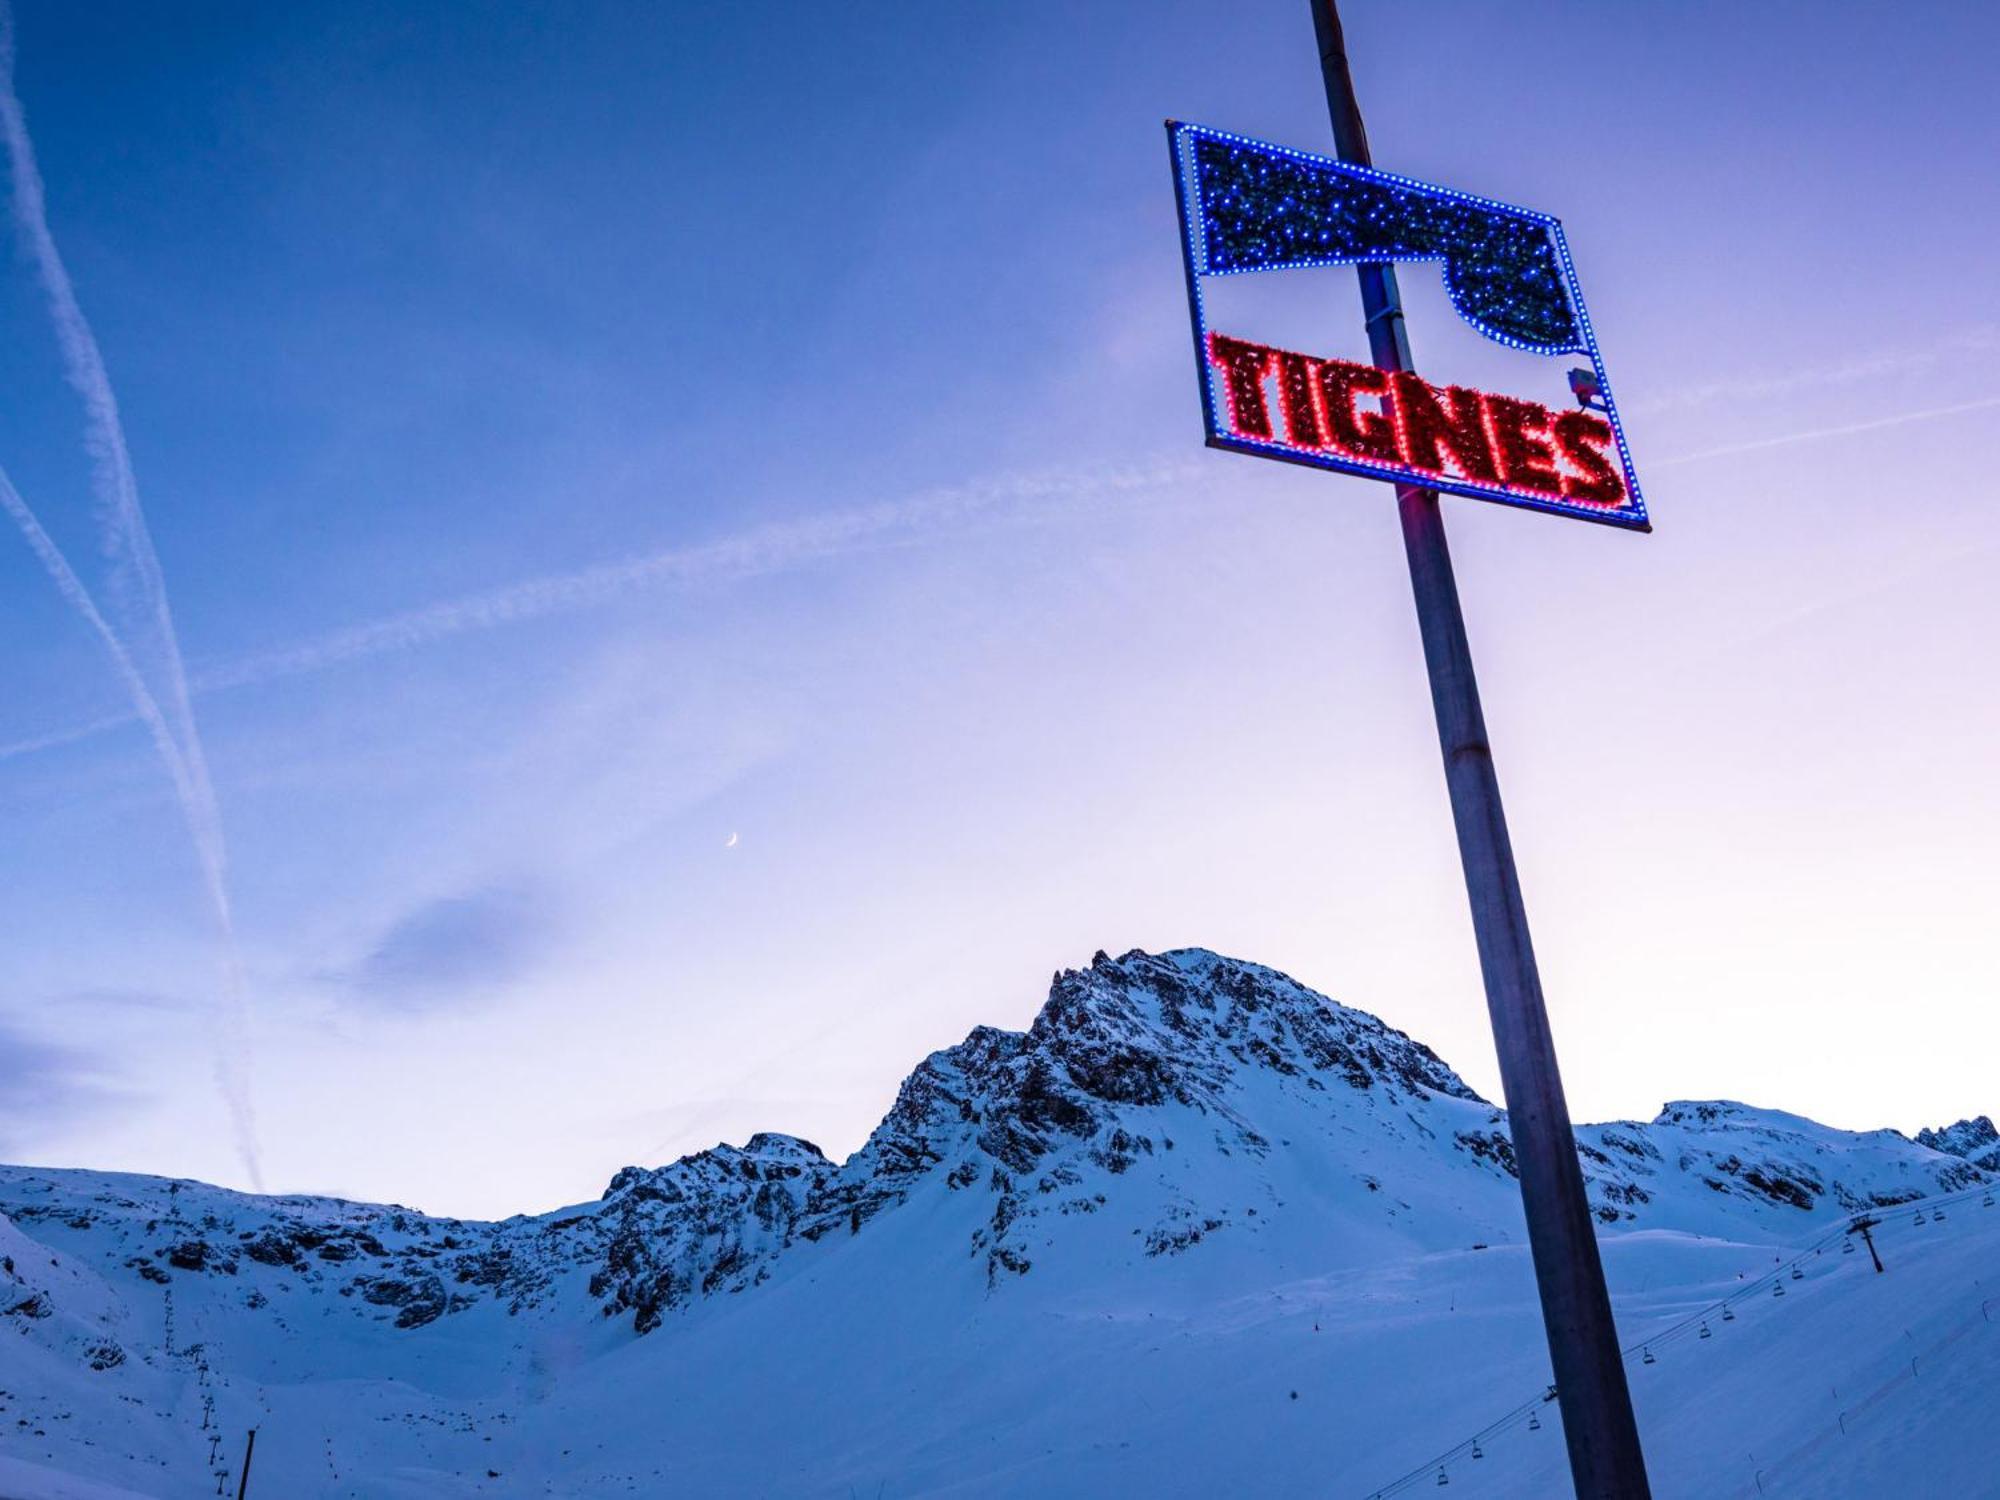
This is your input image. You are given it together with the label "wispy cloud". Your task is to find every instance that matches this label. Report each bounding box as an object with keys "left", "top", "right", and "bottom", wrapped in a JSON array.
[
  {"left": 1653, "top": 394, "right": 2000, "bottom": 469},
  {"left": 0, "top": 1017, "right": 132, "bottom": 1156},
  {"left": 1632, "top": 326, "right": 2000, "bottom": 415},
  {"left": 0, "top": 459, "right": 1194, "bottom": 762},
  {"left": 60, "top": 986, "right": 200, "bottom": 1016},
  {"left": 340, "top": 885, "right": 557, "bottom": 1011},
  {"left": 0, "top": 5, "right": 261, "bottom": 1185}
]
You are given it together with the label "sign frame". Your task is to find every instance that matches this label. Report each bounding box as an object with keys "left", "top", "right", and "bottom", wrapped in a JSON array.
[{"left": 1168, "top": 120, "right": 1649, "bottom": 532}]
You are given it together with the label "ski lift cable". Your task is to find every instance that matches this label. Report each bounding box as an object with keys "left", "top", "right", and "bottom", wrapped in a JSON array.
[
  {"left": 1357, "top": 1176, "right": 1995, "bottom": 1498},
  {"left": 1616, "top": 1178, "right": 1994, "bottom": 1364}
]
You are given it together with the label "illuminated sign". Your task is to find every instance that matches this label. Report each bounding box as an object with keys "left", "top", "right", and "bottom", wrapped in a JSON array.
[{"left": 1168, "top": 122, "right": 1647, "bottom": 530}]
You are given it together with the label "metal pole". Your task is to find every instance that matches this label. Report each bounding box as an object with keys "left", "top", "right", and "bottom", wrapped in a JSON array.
[
  {"left": 1856, "top": 1218, "right": 1885, "bottom": 1274},
  {"left": 1306, "top": 5, "right": 1652, "bottom": 1496},
  {"left": 235, "top": 1428, "right": 256, "bottom": 1500}
]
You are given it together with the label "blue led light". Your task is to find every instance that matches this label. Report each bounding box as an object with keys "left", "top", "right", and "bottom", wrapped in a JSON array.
[
  {"left": 1167, "top": 121, "right": 1649, "bottom": 532},
  {"left": 1188, "top": 131, "right": 1579, "bottom": 354}
]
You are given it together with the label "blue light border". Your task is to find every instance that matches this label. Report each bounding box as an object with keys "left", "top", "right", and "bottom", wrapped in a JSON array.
[{"left": 1168, "top": 120, "right": 1649, "bottom": 533}]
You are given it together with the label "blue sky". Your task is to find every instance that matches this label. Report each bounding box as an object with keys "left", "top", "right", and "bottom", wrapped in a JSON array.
[{"left": 1, "top": 1, "right": 1996, "bottom": 1217}]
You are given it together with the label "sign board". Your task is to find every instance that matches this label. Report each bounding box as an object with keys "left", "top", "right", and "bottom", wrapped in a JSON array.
[{"left": 1168, "top": 122, "right": 1648, "bottom": 531}]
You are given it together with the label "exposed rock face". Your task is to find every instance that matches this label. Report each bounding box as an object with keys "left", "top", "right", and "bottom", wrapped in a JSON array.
[
  {"left": 0, "top": 947, "right": 1989, "bottom": 1354},
  {"left": 362, "top": 1271, "right": 448, "bottom": 1329},
  {"left": 587, "top": 1133, "right": 830, "bottom": 1333},
  {"left": 793, "top": 949, "right": 1485, "bottom": 1280},
  {"left": 1918, "top": 1116, "right": 2000, "bottom": 1172}
]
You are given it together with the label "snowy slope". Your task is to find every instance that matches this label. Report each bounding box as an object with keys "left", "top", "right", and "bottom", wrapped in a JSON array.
[{"left": 1, "top": 948, "right": 1992, "bottom": 1498}]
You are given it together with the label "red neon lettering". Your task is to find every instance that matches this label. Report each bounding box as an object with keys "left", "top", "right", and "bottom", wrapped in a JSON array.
[
  {"left": 1552, "top": 411, "right": 1626, "bottom": 506},
  {"left": 1204, "top": 329, "right": 1630, "bottom": 511},
  {"left": 1484, "top": 394, "right": 1563, "bottom": 495},
  {"left": 1314, "top": 359, "right": 1401, "bottom": 464},
  {"left": 1274, "top": 350, "right": 1325, "bottom": 448},
  {"left": 1392, "top": 371, "right": 1501, "bottom": 484},
  {"left": 1207, "top": 333, "right": 1275, "bottom": 439}
]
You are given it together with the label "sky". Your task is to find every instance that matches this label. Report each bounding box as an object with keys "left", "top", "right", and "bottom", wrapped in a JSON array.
[{"left": 0, "top": 0, "right": 1996, "bottom": 1220}]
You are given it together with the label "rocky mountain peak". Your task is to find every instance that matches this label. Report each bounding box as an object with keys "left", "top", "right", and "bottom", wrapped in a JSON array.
[
  {"left": 1917, "top": 1115, "right": 2000, "bottom": 1171},
  {"left": 787, "top": 948, "right": 1499, "bottom": 1284},
  {"left": 1034, "top": 947, "right": 1482, "bottom": 1104},
  {"left": 600, "top": 1132, "right": 829, "bottom": 1203},
  {"left": 850, "top": 948, "right": 1480, "bottom": 1196}
]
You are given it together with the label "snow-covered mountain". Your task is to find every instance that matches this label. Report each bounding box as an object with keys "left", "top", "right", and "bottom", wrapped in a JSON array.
[
  {"left": 1917, "top": 1115, "right": 2000, "bottom": 1173},
  {"left": 2, "top": 949, "right": 1994, "bottom": 1498}
]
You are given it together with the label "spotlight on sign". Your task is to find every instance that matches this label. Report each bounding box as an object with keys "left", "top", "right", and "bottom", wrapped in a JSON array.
[{"left": 1167, "top": 122, "right": 1648, "bottom": 531}]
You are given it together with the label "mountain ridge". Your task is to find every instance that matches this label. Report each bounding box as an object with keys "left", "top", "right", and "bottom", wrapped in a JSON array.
[
  {"left": 4, "top": 948, "right": 1987, "bottom": 1336},
  {"left": 1, "top": 947, "right": 1992, "bottom": 1497}
]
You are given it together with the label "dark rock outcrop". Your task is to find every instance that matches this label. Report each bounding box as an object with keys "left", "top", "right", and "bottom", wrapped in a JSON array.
[{"left": 1918, "top": 1116, "right": 2000, "bottom": 1172}]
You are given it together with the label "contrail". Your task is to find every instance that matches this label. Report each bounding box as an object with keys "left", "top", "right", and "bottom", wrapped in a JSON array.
[
  {"left": 0, "top": 473, "right": 202, "bottom": 839},
  {"left": 3, "top": 376, "right": 1987, "bottom": 762},
  {"left": 0, "top": 6, "right": 262, "bottom": 1187},
  {"left": 0, "top": 469, "right": 262, "bottom": 1182},
  {"left": 0, "top": 458, "right": 1195, "bottom": 760},
  {"left": 0, "top": 708, "right": 136, "bottom": 761},
  {"left": 1653, "top": 394, "right": 2000, "bottom": 468},
  {"left": 195, "top": 461, "right": 1190, "bottom": 692}
]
